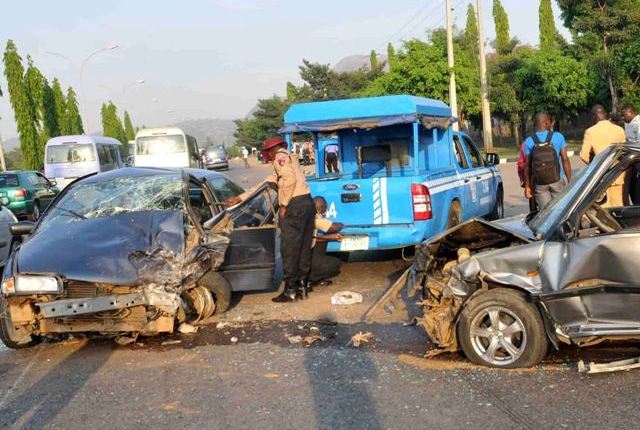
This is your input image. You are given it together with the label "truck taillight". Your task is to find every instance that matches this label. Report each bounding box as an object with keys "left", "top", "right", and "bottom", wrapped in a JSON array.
[
  {"left": 411, "top": 183, "right": 432, "bottom": 221},
  {"left": 13, "top": 188, "right": 26, "bottom": 199}
]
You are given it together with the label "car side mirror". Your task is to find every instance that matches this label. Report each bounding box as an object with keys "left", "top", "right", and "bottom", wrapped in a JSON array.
[
  {"left": 10, "top": 221, "right": 35, "bottom": 237},
  {"left": 486, "top": 153, "right": 500, "bottom": 166},
  {"left": 0, "top": 197, "right": 9, "bottom": 206},
  {"left": 48, "top": 179, "right": 57, "bottom": 187}
]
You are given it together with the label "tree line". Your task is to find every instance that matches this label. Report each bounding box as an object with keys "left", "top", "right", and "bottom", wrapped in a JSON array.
[
  {"left": 235, "top": 0, "right": 640, "bottom": 149},
  {"left": 1, "top": 40, "right": 137, "bottom": 170}
]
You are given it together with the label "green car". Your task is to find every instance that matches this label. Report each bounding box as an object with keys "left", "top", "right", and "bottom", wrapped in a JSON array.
[{"left": 0, "top": 171, "right": 59, "bottom": 220}]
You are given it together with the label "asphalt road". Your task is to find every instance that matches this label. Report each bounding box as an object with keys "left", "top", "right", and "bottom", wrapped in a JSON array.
[{"left": 4, "top": 156, "right": 639, "bottom": 430}]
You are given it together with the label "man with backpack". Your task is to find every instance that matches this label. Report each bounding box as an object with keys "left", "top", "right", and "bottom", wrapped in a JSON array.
[{"left": 523, "top": 112, "right": 572, "bottom": 209}]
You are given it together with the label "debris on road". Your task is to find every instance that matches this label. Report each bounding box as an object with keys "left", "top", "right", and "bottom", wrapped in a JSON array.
[
  {"left": 303, "top": 334, "right": 326, "bottom": 346},
  {"left": 230, "top": 336, "right": 239, "bottom": 343},
  {"left": 115, "top": 335, "right": 137, "bottom": 346},
  {"left": 331, "top": 291, "right": 363, "bottom": 305},
  {"left": 161, "top": 339, "right": 182, "bottom": 346},
  {"left": 287, "top": 335, "right": 303, "bottom": 344},
  {"left": 216, "top": 322, "right": 231, "bottom": 329},
  {"left": 178, "top": 323, "right": 199, "bottom": 334},
  {"left": 348, "top": 331, "right": 373, "bottom": 347},
  {"left": 578, "top": 356, "right": 640, "bottom": 374}
]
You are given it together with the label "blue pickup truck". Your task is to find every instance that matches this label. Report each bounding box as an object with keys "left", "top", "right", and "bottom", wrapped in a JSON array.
[{"left": 280, "top": 95, "right": 504, "bottom": 252}]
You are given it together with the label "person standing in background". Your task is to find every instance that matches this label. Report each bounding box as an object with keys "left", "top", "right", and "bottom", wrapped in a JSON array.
[
  {"left": 523, "top": 112, "right": 572, "bottom": 209},
  {"left": 242, "top": 146, "right": 250, "bottom": 168},
  {"left": 622, "top": 104, "right": 640, "bottom": 204},
  {"left": 580, "top": 105, "right": 627, "bottom": 207}
]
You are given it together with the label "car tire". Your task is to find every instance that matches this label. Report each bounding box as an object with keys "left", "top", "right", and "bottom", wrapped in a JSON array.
[
  {"left": 447, "top": 200, "right": 462, "bottom": 229},
  {"left": 0, "top": 299, "right": 39, "bottom": 349},
  {"left": 198, "top": 271, "right": 231, "bottom": 314},
  {"left": 487, "top": 185, "right": 504, "bottom": 220},
  {"left": 457, "top": 288, "right": 547, "bottom": 368}
]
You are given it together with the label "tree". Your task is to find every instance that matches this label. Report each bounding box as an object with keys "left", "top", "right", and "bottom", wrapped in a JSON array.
[
  {"left": 51, "top": 78, "right": 67, "bottom": 134},
  {"left": 234, "top": 96, "right": 289, "bottom": 148},
  {"left": 464, "top": 3, "right": 479, "bottom": 54},
  {"left": 492, "top": 0, "right": 513, "bottom": 54},
  {"left": 514, "top": 50, "right": 591, "bottom": 118},
  {"left": 42, "top": 80, "right": 60, "bottom": 140},
  {"left": 64, "top": 87, "right": 84, "bottom": 135},
  {"left": 3, "top": 40, "right": 40, "bottom": 169},
  {"left": 101, "top": 101, "right": 126, "bottom": 144},
  {"left": 557, "top": 0, "right": 640, "bottom": 112},
  {"left": 123, "top": 110, "right": 135, "bottom": 142},
  {"left": 539, "top": 0, "right": 558, "bottom": 50},
  {"left": 387, "top": 43, "right": 395, "bottom": 70},
  {"left": 370, "top": 49, "right": 378, "bottom": 70}
]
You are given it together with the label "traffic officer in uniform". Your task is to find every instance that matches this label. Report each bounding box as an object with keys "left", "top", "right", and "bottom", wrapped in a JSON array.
[
  {"left": 225, "top": 137, "right": 315, "bottom": 303},
  {"left": 309, "top": 196, "right": 343, "bottom": 287}
]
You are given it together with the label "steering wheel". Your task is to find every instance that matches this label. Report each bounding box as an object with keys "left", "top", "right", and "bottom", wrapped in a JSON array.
[{"left": 585, "top": 203, "right": 622, "bottom": 233}]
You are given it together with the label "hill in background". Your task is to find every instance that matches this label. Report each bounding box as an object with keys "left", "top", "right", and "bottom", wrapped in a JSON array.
[{"left": 173, "top": 118, "right": 237, "bottom": 148}]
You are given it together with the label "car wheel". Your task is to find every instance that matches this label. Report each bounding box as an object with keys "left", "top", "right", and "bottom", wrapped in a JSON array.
[
  {"left": 457, "top": 288, "right": 547, "bottom": 368},
  {"left": 0, "top": 299, "right": 39, "bottom": 349},
  {"left": 198, "top": 271, "right": 231, "bottom": 314},
  {"left": 447, "top": 200, "right": 462, "bottom": 229},
  {"left": 487, "top": 186, "right": 504, "bottom": 220}
]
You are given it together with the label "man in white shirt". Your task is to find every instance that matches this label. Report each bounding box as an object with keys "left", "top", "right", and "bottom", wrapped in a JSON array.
[
  {"left": 623, "top": 105, "right": 640, "bottom": 204},
  {"left": 242, "top": 147, "right": 250, "bottom": 168}
]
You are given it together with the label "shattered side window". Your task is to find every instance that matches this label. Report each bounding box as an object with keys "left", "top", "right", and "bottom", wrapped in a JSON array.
[
  {"left": 37, "top": 174, "right": 183, "bottom": 232},
  {"left": 231, "top": 188, "right": 277, "bottom": 227}
]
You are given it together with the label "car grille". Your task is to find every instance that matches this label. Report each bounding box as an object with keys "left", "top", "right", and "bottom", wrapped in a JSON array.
[{"left": 65, "top": 280, "right": 132, "bottom": 298}]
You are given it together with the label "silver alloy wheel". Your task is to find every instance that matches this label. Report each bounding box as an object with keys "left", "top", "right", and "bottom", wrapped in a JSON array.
[{"left": 469, "top": 305, "right": 526, "bottom": 366}]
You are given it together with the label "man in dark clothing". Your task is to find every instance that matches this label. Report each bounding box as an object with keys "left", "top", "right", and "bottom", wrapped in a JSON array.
[{"left": 309, "top": 197, "right": 343, "bottom": 287}]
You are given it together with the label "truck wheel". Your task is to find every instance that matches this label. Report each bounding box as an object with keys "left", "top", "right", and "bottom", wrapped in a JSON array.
[
  {"left": 198, "top": 271, "right": 231, "bottom": 314},
  {"left": 457, "top": 288, "right": 548, "bottom": 368},
  {"left": 447, "top": 201, "right": 462, "bottom": 228},
  {"left": 487, "top": 186, "right": 504, "bottom": 220},
  {"left": 0, "top": 299, "right": 39, "bottom": 349}
]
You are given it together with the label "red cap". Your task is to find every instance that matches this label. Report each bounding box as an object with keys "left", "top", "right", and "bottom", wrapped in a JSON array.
[{"left": 263, "top": 136, "right": 287, "bottom": 151}]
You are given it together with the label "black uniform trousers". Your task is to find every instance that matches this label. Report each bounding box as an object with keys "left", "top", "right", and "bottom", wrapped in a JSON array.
[
  {"left": 326, "top": 152, "right": 338, "bottom": 173},
  {"left": 280, "top": 194, "right": 315, "bottom": 283},
  {"left": 309, "top": 241, "right": 341, "bottom": 283}
]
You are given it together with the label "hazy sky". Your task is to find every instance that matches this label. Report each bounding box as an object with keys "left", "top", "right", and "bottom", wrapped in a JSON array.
[{"left": 0, "top": 0, "right": 570, "bottom": 140}]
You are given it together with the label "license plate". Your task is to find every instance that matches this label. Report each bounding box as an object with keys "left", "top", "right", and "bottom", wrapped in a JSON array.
[{"left": 340, "top": 235, "right": 370, "bottom": 251}]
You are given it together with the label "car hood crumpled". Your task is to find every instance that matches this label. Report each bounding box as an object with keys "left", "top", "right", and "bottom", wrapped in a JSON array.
[{"left": 16, "top": 210, "right": 230, "bottom": 286}]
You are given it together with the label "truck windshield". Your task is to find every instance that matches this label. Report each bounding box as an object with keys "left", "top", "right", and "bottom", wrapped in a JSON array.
[
  {"left": 46, "top": 144, "right": 96, "bottom": 164},
  {"left": 136, "top": 135, "right": 186, "bottom": 155},
  {"left": 37, "top": 174, "right": 183, "bottom": 233}
]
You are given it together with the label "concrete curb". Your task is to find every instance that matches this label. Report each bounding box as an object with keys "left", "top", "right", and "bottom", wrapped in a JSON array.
[{"left": 498, "top": 150, "right": 575, "bottom": 164}]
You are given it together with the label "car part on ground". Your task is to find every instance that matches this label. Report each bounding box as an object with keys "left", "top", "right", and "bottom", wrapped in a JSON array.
[{"left": 578, "top": 356, "right": 640, "bottom": 374}]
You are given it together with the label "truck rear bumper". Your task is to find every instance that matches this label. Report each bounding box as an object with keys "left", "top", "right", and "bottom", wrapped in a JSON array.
[{"left": 326, "top": 222, "right": 428, "bottom": 252}]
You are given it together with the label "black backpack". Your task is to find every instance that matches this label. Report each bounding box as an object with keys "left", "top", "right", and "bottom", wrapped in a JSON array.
[{"left": 530, "top": 131, "right": 560, "bottom": 185}]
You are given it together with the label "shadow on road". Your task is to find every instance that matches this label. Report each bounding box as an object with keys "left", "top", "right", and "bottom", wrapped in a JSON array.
[{"left": 0, "top": 342, "right": 112, "bottom": 429}]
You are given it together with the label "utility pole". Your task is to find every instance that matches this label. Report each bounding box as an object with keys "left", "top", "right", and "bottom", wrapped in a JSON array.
[
  {"left": 445, "top": 0, "right": 459, "bottom": 131},
  {"left": 476, "top": 0, "right": 493, "bottom": 152}
]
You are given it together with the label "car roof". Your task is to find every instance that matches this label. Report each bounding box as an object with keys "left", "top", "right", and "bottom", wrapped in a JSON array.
[
  {"left": 45, "top": 135, "right": 122, "bottom": 146},
  {"left": 135, "top": 127, "right": 186, "bottom": 138}
]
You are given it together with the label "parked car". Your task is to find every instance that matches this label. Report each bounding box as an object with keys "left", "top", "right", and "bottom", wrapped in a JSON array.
[
  {"left": 44, "top": 135, "right": 124, "bottom": 190},
  {"left": 281, "top": 95, "right": 503, "bottom": 253},
  {"left": 0, "top": 171, "right": 59, "bottom": 220},
  {"left": 415, "top": 144, "right": 640, "bottom": 368},
  {"left": 203, "top": 146, "right": 229, "bottom": 170},
  {"left": 0, "top": 196, "right": 18, "bottom": 267},
  {"left": 0, "top": 167, "right": 281, "bottom": 348}
]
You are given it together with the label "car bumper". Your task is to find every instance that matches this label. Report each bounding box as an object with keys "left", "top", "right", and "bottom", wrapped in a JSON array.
[
  {"left": 206, "top": 161, "right": 229, "bottom": 169},
  {"left": 325, "top": 222, "right": 427, "bottom": 252},
  {"left": 7, "top": 200, "right": 33, "bottom": 217}
]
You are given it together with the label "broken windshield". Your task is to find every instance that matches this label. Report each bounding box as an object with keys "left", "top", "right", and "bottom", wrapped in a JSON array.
[{"left": 37, "top": 174, "right": 184, "bottom": 233}]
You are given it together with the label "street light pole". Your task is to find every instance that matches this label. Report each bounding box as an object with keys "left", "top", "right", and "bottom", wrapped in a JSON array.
[
  {"left": 445, "top": 0, "right": 459, "bottom": 131},
  {"left": 476, "top": 0, "right": 493, "bottom": 152},
  {"left": 80, "top": 44, "right": 118, "bottom": 126}
]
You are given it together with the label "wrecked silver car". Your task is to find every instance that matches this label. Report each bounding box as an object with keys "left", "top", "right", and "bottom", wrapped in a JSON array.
[
  {"left": 415, "top": 145, "right": 640, "bottom": 368},
  {"left": 0, "top": 167, "right": 281, "bottom": 348}
]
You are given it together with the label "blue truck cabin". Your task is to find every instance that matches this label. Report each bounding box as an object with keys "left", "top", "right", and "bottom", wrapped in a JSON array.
[{"left": 280, "top": 95, "right": 504, "bottom": 252}]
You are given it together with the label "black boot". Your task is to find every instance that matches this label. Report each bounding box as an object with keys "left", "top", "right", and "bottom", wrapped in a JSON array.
[
  {"left": 296, "top": 280, "right": 311, "bottom": 299},
  {"left": 272, "top": 282, "right": 298, "bottom": 303}
]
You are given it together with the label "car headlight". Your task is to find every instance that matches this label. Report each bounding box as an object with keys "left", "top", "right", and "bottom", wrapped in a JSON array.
[{"left": 2, "top": 275, "right": 62, "bottom": 295}]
